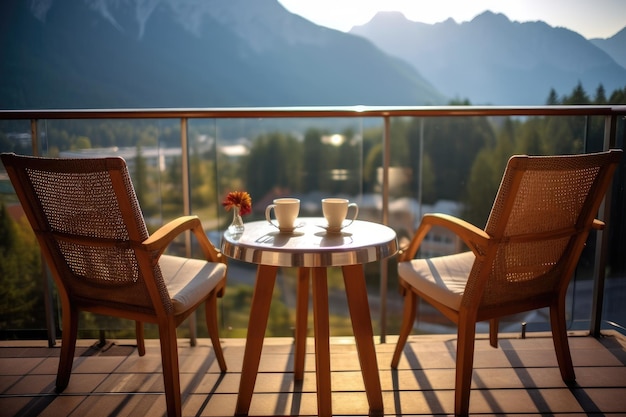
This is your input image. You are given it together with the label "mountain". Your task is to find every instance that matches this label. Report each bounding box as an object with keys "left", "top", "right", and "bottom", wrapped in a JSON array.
[
  {"left": 0, "top": 0, "right": 445, "bottom": 110},
  {"left": 591, "top": 27, "right": 626, "bottom": 70},
  {"left": 350, "top": 11, "right": 626, "bottom": 105}
]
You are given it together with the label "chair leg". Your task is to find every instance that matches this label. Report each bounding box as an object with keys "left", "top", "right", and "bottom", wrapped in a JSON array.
[
  {"left": 391, "top": 288, "right": 417, "bottom": 368},
  {"left": 205, "top": 292, "right": 227, "bottom": 372},
  {"left": 56, "top": 306, "right": 79, "bottom": 392},
  {"left": 489, "top": 318, "right": 499, "bottom": 348},
  {"left": 550, "top": 301, "right": 576, "bottom": 383},
  {"left": 136, "top": 321, "right": 145, "bottom": 356},
  {"left": 294, "top": 267, "right": 310, "bottom": 380},
  {"left": 455, "top": 316, "right": 477, "bottom": 417},
  {"left": 159, "top": 320, "right": 182, "bottom": 417}
]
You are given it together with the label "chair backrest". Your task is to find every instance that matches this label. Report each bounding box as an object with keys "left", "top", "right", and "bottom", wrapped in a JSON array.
[
  {"left": 1, "top": 153, "right": 172, "bottom": 315},
  {"left": 464, "top": 150, "right": 622, "bottom": 311}
]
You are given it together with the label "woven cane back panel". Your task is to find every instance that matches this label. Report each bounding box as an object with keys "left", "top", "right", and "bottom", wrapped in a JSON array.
[
  {"left": 468, "top": 156, "right": 602, "bottom": 308},
  {"left": 25, "top": 160, "right": 168, "bottom": 314}
]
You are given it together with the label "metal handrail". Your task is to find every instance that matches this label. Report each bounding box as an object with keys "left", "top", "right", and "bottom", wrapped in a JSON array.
[{"left": 1, "top": 105, "right": 626, "bottom": 120}]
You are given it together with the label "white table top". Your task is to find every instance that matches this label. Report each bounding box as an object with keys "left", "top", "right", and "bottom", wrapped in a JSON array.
[{"left": 221, "top": 217, "right": 398, "bottom": 268}]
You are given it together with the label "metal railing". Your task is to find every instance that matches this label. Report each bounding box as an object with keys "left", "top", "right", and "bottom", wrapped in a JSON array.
[{"left": 2, "top": 105, "right": 625, "bottom": 345}]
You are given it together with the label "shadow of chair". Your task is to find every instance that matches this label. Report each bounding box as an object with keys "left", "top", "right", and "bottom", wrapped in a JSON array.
[
  {"left": 1, "top": 153, "right": 228, "bottom": 417},
  {"left": 390, "top": 149, "right": 622, "bottom": 416}
]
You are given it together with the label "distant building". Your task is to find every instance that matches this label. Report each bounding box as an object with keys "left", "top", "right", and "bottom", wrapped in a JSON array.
[
  {"left": 59, "top": 146, "right": 183, "bottom": 172},
  {"left": 387, "top": 198, "right": 465, "bottom": 257},
  {"left": 6, "top": 132, "right": 32, "bottom": 148}
]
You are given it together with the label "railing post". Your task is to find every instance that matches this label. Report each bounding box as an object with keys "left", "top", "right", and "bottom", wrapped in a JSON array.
[
  {"left": 590, "top": 114, "right": 619, "bottom": 336},
  {"left": 30, "top": 119, "right": 38, "bottom": 156},
  {"left": 379, "top": 116, "right": 391, "bottom": 343},
  {"left": 181, "top": 117, "right": 197, "bottom": 346},
  {"left": 31, "top": 119, "right": 58, "bottom": 348}
]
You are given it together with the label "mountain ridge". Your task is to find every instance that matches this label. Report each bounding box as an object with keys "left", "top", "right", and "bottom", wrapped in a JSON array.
[
  {"left": 350, "top": 10, "right": 626, "bottom": 104},
  {"left": 1, "top": 0, "right": 445, "bottom": 109},
  {"left": 591, "top": 27, "right": 626, "bottom": 69},
  {"left": 2, "top": 1, "right": 624, "bottom": 109}
]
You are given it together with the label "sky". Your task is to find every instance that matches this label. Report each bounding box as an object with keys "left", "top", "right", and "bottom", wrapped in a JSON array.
[{"left": 277, "top": 0, "right": 626, "bottom": 39}]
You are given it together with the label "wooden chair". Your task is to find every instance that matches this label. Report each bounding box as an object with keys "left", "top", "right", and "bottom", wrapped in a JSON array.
[
  {"left": 1, "top": 153, "right": 228, "bottom": 417},
  {"left": 390, "top": 150, "right": 622, "bottom": 416}
]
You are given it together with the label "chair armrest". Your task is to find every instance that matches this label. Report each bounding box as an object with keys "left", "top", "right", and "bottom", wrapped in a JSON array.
[
  {"left": 142, "top": 215, "right": 225, "bottom": 264},
  {"left": 398, "top": 213, "right": 490, "bottom": 262},
  {"left": 592, "top": 218, "right": 605, "bottom": 230}
]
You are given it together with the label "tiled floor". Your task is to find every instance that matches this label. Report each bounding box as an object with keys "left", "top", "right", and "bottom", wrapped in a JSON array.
[{"left": 1, "top": 331, "right": 626, "bottom": 416}]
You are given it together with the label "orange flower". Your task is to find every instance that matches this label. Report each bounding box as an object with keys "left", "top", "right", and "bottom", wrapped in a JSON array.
[{"left": 222, "top": 191, "right": 252, "bottom": 216}]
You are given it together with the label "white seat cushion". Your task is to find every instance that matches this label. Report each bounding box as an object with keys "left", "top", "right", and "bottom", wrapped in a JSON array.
[
  {"left": 397, "top": 251, "right": 475, "bottom": 311},
  {"left": 159, "top": 255, "right": 227, "bottom": 315}
]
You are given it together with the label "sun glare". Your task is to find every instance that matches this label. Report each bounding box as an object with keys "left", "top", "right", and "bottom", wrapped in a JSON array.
[{"left": 321, "top": 134, "right": 345, "bottom": 146}]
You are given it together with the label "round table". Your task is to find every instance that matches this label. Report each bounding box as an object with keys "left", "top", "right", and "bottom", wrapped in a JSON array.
[{"left": 222, "top": 218, "right": 398, "bottom": 416}]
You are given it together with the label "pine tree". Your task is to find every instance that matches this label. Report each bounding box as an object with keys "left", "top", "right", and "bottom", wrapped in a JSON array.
[
  {"left": 594, "top": 84, "right": 607, "bottom": 104},
  {"left": 546, "top": 88, "right": 560, "bottom": 105}
]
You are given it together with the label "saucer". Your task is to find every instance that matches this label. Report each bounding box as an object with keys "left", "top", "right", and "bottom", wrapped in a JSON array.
[
  {"left": 277, "top": 222, "right": 305, "bottom": 234},
  {"left": 317, "top": 224, "right": 345, "bottom": 234}
]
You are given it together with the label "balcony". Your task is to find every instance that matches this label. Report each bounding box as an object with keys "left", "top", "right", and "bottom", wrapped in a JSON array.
[
  {"left": 2, "top": 332, "right": 626, "bottom": 416},
  {"left": 1, "top": 105, "right": 625, "bottom": 415}
]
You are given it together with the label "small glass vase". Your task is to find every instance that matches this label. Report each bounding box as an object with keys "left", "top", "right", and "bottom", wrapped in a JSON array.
[{"left": 228, "top": 206, "right": 245, "bottom": 235}]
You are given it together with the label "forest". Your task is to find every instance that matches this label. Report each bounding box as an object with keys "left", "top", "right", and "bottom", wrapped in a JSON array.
[{"left": 1, "top": 82, "right": 624, "bottom": 339}]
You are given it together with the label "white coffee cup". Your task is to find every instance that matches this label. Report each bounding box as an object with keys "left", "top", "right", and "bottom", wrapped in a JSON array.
[
  {"left": 265, "top": 198, "right": 300, "bottom": 232},
  {"left": 322, "top": 198, "right": 358, "bottom": 231}
]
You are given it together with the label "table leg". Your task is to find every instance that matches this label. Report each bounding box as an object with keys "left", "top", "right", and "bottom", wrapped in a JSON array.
[
  {"left": 235, "top": 264, "right": 278, "bottom": 416},
  {"left": 294, "top": 267, "right": 310, "bottom": 380},
  {"left": 342, "top": 264, "right": 384, "bottom": 412},
  {"left": 312, "top": 267, "right": 332, "bottom": 417}
]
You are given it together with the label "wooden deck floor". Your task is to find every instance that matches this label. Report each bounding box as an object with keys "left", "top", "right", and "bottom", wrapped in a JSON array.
[{"left": 1, "top": 331, "right": 626, "bottom": 416}]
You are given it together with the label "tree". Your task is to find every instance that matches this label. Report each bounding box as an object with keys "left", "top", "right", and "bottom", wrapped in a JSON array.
[
  {"left": 332, "top": 127, "right": 362, "bottom": 195},
  {"left": 594, "top": 84, "right": 607, "bottom": 104},
  {"left": 463, "top": 118, "right": 516, "bottom": 226},
  {"left": 190, "top": 148, "right": 217, "bottom": 211},
  {"left": 406, "top": 114, "right": 495, "bottom": 203},
  {"left": 563, "top": 81, "right": 590, "bottom": 104},
  {"left": 363, "top": 141, "right": 383, "bottom": 194},
  {"left": 609, "top": 86, "right": 626, "bottom": 104},
  {"left": 516, "top": 120, "right": 549, "bottom": 155},
  {"left": 302, "top": 128, "right": 328, "bottom": 192},
  {"left": 244, "top": 132, "right": 302, "bottom": 199},
  {"left": 162, "top": 155, "right": 183, "bottom": 216},
  {"left": 133, "top": 145, "right": 148, "bottom": 207},
  {"left": 0, "top": 203, "right": 15, "bottom": 249},
  {"left": 0, "top": 203, "right": 44, "bottom": 330},
  {"left": 72, "top": 135, "right": 91, "bottom": 150},
  {"left": 546, "top": 88, "right": 560, "bottom": 105}
]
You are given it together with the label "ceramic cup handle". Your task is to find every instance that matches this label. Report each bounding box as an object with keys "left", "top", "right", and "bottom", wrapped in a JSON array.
[
  {"left": 265, "top": 204, "right": 279, "bottom": 228},
  {"left": 343, "top": 203, "right": 359, "bottom": 227}
]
